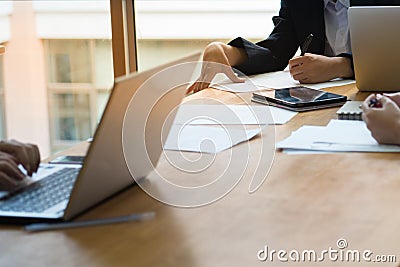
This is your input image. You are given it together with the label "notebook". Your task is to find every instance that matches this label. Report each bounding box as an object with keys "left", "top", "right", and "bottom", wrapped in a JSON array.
[
  {"left": 349, "top": 6, "right": 400, "bottom": 91},
  {"left": 336, "top": 101, "right": 363, "bottom": 121},
  {"left": 0, "top": 52, "right": 201, "bottom": 224}
]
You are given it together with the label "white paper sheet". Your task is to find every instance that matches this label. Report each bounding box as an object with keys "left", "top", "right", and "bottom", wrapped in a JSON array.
[
  {"left": 311, "top": 120, "right": 400, "bottom": 152},
  {"left": 210, "top": 79, "right": 264, "bottom": 93},
  {"left": 277, "top": 126, "right": 326, "bottom": 150},
  {"left": 174, "top": 104, "right": 297, "bottom": 125},
  {"left": 250, "top": 70, "right": 355, "bottom": 90},
  {"left": 164, "top": 124, "right": 264, "bottom": 153},
  {"left": 281, "top": 149, "right": 336, "bottom": 155},
  {"left": 276, "top": 120, "right": 400, "bottom": 153},
  {"left": 210, "top": 70, "right": 355, "bottom": 92}
]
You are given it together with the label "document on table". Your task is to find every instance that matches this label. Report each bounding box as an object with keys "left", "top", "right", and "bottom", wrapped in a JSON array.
[
  {"left": 173, "top": 104, "right": 297, "bottom": 125},
  {"left": 164, "top": 124, "right": 265, "bottom": 153},
  {"left": 210, "top": 71, "right": 355, "bottom": 93},
  {"left": 277, "top": 120, "right": 400, "bottom": 153},
  {"left": 210, "top": 79, "right": 265, "bottom": 93}
]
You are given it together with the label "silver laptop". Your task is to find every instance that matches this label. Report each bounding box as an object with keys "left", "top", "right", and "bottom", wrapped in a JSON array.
[
  {"left": 0, "top": 52, "right": 200, "bottom": 224},
  {"left": 349, "top": 6, "right": 400, "bottom": 91}
]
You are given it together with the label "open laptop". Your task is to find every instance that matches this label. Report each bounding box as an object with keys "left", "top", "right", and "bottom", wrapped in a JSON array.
[
  {"left": 0, "top": 52, "right": 201, "bottom": 224},
  {"left": 349, "top": 6, "right": 400, "bottom": 91}
]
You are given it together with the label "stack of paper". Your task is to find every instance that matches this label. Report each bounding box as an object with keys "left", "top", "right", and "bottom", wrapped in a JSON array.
[
  {"left": 277, "top": 120, "right": 400, "bottom": 154},
  {"left": 165, "top": 104, "right": 296, "bottom": 153},
  {"left": 173, "top": 104, "right": 297, "bottom": 125},
  {"left": 164, "top": 124, "right": 265, "bottom": 153}
]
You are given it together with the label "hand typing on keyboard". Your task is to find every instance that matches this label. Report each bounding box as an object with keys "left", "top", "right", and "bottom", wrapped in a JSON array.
[{"left": 0, "top": 139, "right": 41, "bottom": 191}]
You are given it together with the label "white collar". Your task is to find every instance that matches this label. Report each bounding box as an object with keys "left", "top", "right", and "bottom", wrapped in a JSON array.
[{"left": 324, "top": 0, "right": 350, "bottom": 8}]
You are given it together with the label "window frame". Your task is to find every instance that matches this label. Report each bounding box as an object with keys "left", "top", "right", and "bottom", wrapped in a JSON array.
[
  {"left": 0, "top": 45, "right": 6, "bottom": 139},
  {"left": 110, "top": 0, "right": 137, "bottom": 77}
]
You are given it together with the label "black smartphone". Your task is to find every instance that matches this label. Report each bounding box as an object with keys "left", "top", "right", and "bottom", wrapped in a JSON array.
[
  {"left": 49, "top": 155, "right": 85, "bottom": 165},
  {"left": 252, "top": 86, "right": 347, "bottom": 112}
]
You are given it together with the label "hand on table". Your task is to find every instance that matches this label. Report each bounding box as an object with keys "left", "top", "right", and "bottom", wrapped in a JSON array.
[{"left": 187, "top": 42, "right": 246, "bottom": 94}]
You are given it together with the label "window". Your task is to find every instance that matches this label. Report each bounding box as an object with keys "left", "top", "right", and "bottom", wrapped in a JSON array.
[
  {"left": 0, "top": 0, "right": 277, "bottom": 156},
  {"left": 45, "top": 39, "right": 113, "bottom": 152},
  {"left": 134, "top": 0, "right": 280, "bottom": 71},
  {"left": 0, "top": 1, "right": 114, "bottom": 157}
]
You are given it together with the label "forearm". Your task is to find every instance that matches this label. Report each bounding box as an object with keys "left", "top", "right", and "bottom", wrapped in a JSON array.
[
  {"left": 203, "top": 42, "right": 247, "bottom": 67},
  {"left": 222, "top": 44, "right": 247, "bottom": 67}
]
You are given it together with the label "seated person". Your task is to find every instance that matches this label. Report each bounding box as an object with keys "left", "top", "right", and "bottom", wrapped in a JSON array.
[
  {"left": 361, "top": 93, "right": 400, "bottom": 145},
  {"left": 188, "top": 0, "right": 354, "bottom": 93},
  {"left": 0, "top": 140, "right": 40, "bottom": 190}
]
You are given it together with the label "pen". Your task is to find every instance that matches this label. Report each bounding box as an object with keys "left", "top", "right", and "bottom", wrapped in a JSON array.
[
  {"left": 24, "top": 211, "right": 155, "bottom": 232},
  {"left": 300, "top": 34, "right": 313, "bottom": 56},
  {"left": 368, "top": 98, "right": 382, "bottom": 108}
]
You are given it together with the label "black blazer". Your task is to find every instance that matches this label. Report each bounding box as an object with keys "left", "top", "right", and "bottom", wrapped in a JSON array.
[
  {"left": 229, "top": 0, "right": 400, "bottom": 76},
  {"left": 228, "top": 0, "right": 346, "bottom": 76}
]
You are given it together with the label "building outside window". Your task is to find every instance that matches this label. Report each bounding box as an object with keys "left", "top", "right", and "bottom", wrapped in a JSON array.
[
  {"left": 45, "top": 39, "right": 113, "bottom": 152},
  {"left": 135, "top": 0, "right": 279, "bottom": 71},
  {"left": 0, "top": 1, "right": 114, "bottom": 156}
]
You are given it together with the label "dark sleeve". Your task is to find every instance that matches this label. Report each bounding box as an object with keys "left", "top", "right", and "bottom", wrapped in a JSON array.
[{"left": 227, "top": 0, "right": 300, "bottom": 76}]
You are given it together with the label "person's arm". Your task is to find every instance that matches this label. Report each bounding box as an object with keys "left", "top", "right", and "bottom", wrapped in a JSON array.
[
  {"left": 361, "top": 94, "right": 400, "bottom": 145},
  {"left": 187, "top": 0, "right": 299, "bottom": 93},
  {"left": 0, "top": 140, "right": 41, "bottom": 190},
  {"left": 228, "top": 0, "right": 299, "bottom": 75}
]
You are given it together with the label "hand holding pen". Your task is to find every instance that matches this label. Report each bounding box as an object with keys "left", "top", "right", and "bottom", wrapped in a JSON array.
[
  {"left": 363, "top": 93, "right": 400, "bottom": 109},
  {"left": 361, "top": 93, "right": 400, "bottom": 145},
  {"left": 289, "top": 33, "right": 344, "bottom": 83},
  {"left": 366, "top": 93, "right": 400, "bottom": 108}
]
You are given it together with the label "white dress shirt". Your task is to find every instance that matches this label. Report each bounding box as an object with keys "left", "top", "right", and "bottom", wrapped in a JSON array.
[{"left": 323, "top": 0, "right": 351, "bottom": 56}]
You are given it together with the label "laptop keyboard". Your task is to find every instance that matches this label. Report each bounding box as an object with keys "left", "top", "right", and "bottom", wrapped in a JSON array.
[{"left": 0, "top": 167, "right": 79, "bottom": 213}]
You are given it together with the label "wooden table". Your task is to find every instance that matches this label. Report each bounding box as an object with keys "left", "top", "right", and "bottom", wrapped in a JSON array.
[{"left": 1, "top": 84, "right": 399, "bottom": 267}]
